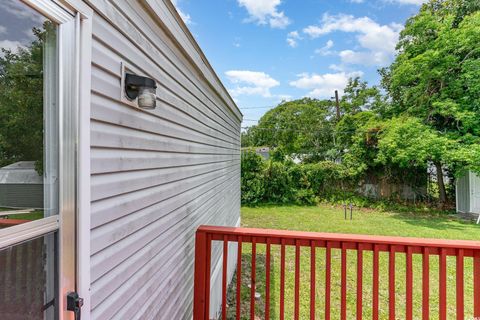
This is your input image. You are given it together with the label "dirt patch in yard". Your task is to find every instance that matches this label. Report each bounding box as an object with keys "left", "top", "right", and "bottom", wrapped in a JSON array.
[{"left": 224, "top": 253, "right": 275, "bottom": 320}]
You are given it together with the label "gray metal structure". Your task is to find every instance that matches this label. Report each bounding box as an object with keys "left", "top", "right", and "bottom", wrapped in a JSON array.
[
  {"left": 456, "top": 171, "right": 480, "bottom": 224},
  {"left": 0, "top": 162, "right": 43, "bottom": 209}
]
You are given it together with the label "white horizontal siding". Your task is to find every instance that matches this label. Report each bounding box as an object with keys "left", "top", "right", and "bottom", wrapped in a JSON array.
[{"left": 84, "top": 0, "right": 241, "bottom": 318}]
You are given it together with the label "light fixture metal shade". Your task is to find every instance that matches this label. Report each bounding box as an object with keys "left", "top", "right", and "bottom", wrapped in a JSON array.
[{"left": 124, "top": 73, "right": 157, "bottom": 109}]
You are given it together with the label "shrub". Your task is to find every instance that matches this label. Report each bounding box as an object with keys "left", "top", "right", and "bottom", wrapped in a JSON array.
[
  {"left": 241, "top": 151, "right": 266, "bottom": 204},
  {"left": 241, "top": 151, "right": 358, "bottom": 205},
  {"left": 263, "top": 161, "right": 295, "bottom": 204}
]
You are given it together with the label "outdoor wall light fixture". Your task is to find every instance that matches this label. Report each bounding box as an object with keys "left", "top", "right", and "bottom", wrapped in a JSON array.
[{"left": 125, "top": 73, "right": 157, "bottom": 110}]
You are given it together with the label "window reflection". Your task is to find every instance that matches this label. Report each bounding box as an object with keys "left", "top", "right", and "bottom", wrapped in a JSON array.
[{"left": 0, "top": 0, "right": 58, "bottom": 229}]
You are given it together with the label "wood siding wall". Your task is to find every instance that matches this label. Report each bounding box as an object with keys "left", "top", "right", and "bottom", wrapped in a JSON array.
[{"left": 86, "top": 1, "right": 241, "bottom": 319}]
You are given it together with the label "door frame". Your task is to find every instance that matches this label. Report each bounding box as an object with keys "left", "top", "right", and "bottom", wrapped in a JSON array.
[{"left": 0, "top": 1, "right": 92, "bottom": 318}]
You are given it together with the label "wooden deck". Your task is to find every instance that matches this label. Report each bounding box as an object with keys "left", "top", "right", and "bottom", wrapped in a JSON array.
[{"left": 0, "top": 219, "right": 30, "bottom": 228}]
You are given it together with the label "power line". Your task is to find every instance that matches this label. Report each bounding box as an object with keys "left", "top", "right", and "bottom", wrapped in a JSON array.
[
  {"left": 241, "top": 126, "right": 380, "bottom": 135},
  {"left": 240, "top": 106, "right": 274, "bottom": 110}
]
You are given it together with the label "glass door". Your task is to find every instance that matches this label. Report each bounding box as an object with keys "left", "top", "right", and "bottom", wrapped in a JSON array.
[{"left": 0, "top": 1, "right": 78, "bottom": 319}]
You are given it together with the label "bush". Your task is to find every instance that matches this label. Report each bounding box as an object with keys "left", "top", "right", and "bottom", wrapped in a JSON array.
[
  {"left": 241, "top": 151, "right": 266, "bottom": 204},
  {"left": 241, "top": 151, "right": 356, "bottom": 205},
  {"left": 263, "top": 161, "right": 295, "bottom": 203},
  {"left": 240, "top": 152, "right": 445, "bottom": 212}
]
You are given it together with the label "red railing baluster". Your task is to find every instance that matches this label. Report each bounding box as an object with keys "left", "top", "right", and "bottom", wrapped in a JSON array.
[
  {"left": 280, "top": 239, "right": 286, "bottom": 320},
  {"left": 422, "top": 247, "right": 430, "bottom": 320},
  {"left": 406, "top": 246, "right": 413, "bottom": 320},
  {"left": 205, "top": 234, "right": 212, "bottom": 319},
  {"left": 325, "top": 242, "right": 332, "bottom": 320},
  {"left": 295, "top": 241, "right": 301, "bottom": 320},
  {"left": 474, "top": 250, "right": 480, "bottom": 317},
  {"left": 193, "top": 226, "right": 480, "bottom": 320},
  {"left": 341, "top": 242, "right": 347, "bottom": 320},
  {"left": 310, "top": 240, "right": 316, "bottom": 320},
  {"left": 265, "top": 238, "right": 271, "bottom": 320},
  {"left": 250, "top": 238, "right": 257, "bottom": 320},
  {"left": 389, "top": 245, "right": 395, "bottom": 320},
  {"left": 456, "top": 248, "right": 464, "bottom": 320},
  {"left": 222, "top": 235, "right": 228, "bottom": 320},
  {"left": 236, "top": 236, "right": 242, "bottom": 320},
  {"left": 373, "top": 244, "right": 379, "bottom": 320},
  {"left": 439, "top": 248, "right": 447, "bottom": 320},
  {"left": 356, "top": 244, "right": 363, "bottom": 320},
  {"left": 193, "top": 229, "right": 208, "bottom": 320}
]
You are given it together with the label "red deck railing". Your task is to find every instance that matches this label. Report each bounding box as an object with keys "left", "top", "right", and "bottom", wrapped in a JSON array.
[{"left": 193, "top": 226, "right": 480, "bottom": 320}]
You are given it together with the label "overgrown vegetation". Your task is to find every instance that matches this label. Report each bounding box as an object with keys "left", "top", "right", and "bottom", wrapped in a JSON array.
[
  {"left": 241, "top": 150, "right": 430, "bottom": 208},
  {"left": 242, "top": 0, "right": 480, "bottom": 209}
]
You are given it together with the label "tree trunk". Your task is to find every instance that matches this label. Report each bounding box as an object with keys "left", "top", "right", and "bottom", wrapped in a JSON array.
[{"left": 434, "top": 161, "right": 447, "bottom": 208}]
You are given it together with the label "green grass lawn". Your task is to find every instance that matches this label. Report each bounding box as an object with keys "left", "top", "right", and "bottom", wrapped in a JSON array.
[
  {"left": 228, "top": 205, "right": 480, "bottom": 320},
  {"left": 0, "top": 207, "right": 44, "bottom": 223}
]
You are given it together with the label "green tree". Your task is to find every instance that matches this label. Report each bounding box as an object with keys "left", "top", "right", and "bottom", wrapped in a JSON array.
[
  {"left": 380, "top": 0, "right": 480, "bottom": 203},
  {"left": 246, "top": 98, "right": 336, "bottom": 162},
  {"left": 241, "top": 150, "right": 266, "bottom": 204},
  {"left": 241, "top": 127, "right": 255, "bottom": 147},
  {"left": 340, "top": 77, "right": 384, "bottom": 116},
  {"left": 381, "top": 1, "right": 480, "bottom": 134},
  {"left": 375, "top": 117, "right": 455, "bottom": 205}
]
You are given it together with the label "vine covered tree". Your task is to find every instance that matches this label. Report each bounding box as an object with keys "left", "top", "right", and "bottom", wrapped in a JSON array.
[{"left": 379, "top": 0, "right": 480, "bottom": 205}]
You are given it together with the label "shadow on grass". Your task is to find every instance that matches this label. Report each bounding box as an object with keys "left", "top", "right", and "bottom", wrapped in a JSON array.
[
  {"left": 225, "top": 253, "right": 275, "bottom": 320},
  {"left": 389, "top": 211, "right": 477, "bottom": 231}
]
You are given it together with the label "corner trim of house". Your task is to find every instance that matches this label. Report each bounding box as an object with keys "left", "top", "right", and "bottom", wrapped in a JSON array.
[{"left": 69, "top": 1, "right": 93, "bottom": 318}]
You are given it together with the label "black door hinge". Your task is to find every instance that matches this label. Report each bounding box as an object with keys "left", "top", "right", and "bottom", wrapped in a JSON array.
[{"left": 67, "top": 292, "right": 84, "bottom": 320}]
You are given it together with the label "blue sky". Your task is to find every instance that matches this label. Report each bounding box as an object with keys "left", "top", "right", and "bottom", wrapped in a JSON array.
[{"left": 172, "top": 0, "right": 426, "bottom": 126}]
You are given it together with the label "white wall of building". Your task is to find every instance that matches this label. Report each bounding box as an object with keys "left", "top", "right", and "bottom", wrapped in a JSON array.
[{"left": 83, "top": 1, "right": 242, "bottom": 318}]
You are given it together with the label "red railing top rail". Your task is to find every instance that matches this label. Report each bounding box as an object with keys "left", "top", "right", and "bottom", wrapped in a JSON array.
[
  {"left": 197, "top": 225, "right": 480, "bottom": 251},
  {"left": 194, "top": 225, "right": 480, "bottom": 320}
]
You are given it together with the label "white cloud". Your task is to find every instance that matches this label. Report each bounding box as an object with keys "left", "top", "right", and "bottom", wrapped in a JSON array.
[
  {"left": 388, "top": 0, "right": 426, "bottom": 4},
  {"left": 0, "top": 26, "right": 6, "bottom": 35},
  {"left": 339, "top": 49, "right": 392, "bottom": 66},
  {"left": 226, "top": 70, "right": 280, "bottom": 98},
  {"left": 237, "top": 0, "right": 291, "bottom": 29},
  {"left": 290, "top": 71, "right": 363, "bottom": 98},
  {"left": 171, "top": 0, "right": 192, "bottom": 25},
  {"left": 328, "top": 64, "right": 346, "bottom": 72},
  {"left": 286, "top": 31, "right": 301, "bottom": 48},
  {"left": 303, "top": 14, "right": 402, "bottom": 67},
  {"left": 351, "top": 0, "right": 365, "bottom": 3},
  {"left": 277, "top": 94, "right": 293, "bottom": 102},
  {"left": 0, "top": 40, "right": 25, "bottom": 57},
  {"left": 315, "top": 39, "right": 335, "bottom": 56}
]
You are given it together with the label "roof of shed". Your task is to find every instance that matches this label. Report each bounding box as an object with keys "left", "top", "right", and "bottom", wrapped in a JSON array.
[{"left": 0, "top": 161, "right": 42, "bottom": 184}]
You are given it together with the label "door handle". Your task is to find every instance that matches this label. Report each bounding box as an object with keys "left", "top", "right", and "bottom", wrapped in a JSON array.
[{"left": 67, "top": 292, "right": 84, "bottom": 320}]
